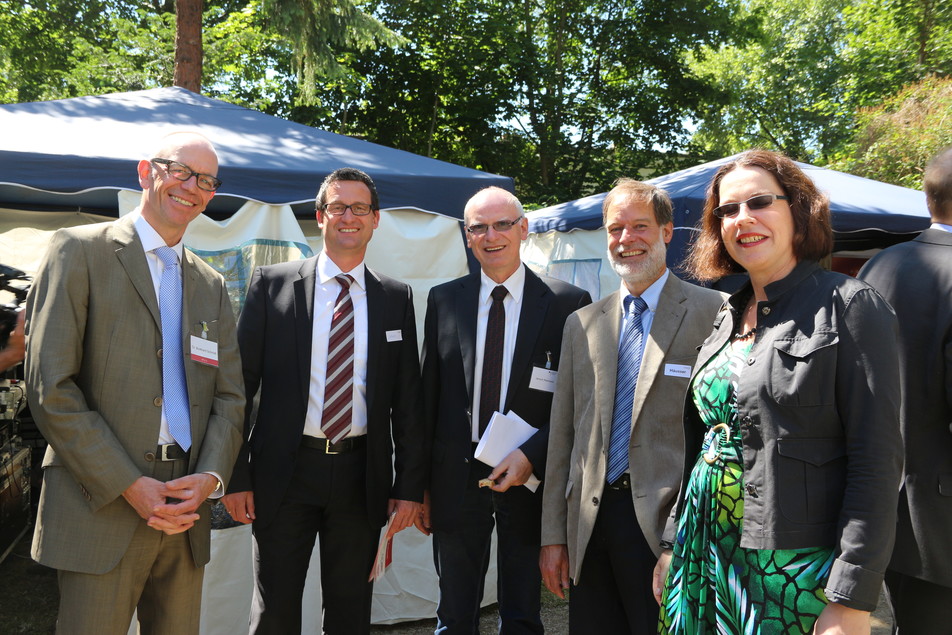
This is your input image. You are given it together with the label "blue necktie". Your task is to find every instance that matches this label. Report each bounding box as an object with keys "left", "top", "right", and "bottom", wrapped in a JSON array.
[
  {"left": 155, "top": 246, "right": 191, "bottom": 451},
  {"left": 606, "top": 295, "right": 648, "bottom": 485}
]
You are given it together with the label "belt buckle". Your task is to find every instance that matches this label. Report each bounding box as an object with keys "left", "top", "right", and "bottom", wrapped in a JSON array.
[
  {"left": 325, "top": 439, "right": 340, "bottom": 455},
  {"left": 160, "top": 444, "right": 179, "bottom": 461},
  {"left": 703, "top": 423, "right": 731, "bottom": 465}
]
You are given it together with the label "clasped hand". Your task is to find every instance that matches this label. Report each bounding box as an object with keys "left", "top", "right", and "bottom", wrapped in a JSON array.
[{"left": 123, "top": 473, "right": 218, "bottom": 535}]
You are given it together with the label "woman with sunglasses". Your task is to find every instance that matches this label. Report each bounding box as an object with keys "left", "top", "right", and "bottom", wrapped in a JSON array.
[{"left": 654, "top": 150, "right": 902, "bottom": 634}]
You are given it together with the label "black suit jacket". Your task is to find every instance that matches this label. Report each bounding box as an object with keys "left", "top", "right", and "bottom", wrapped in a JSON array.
[
  {"left": 859, "top": 228, "right": 952, "bottom": 587},
  {"left": 422, "top": 265, "right": 591, "bottom": 532},
  {"left": 228, "top": 256, "right": 424, "bottom": 528}
]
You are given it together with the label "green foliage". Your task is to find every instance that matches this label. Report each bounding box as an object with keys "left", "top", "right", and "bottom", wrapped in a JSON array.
[{"left": 831, "top": 76, "right": 952, "bottom": 189}]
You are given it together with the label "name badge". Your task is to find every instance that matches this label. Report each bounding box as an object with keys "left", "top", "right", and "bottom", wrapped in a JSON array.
[
  {"left": 190, "top": 335, "right": 219, "bottom": 367},
  {"left": 529, "top": 366, "right": 558, "bottom": 393},
  {"left": 664, "top": 363, "right": 692, "bottom": 378},
  {"left": 386, "top": 329, "right": 403, "bottom": 342}
]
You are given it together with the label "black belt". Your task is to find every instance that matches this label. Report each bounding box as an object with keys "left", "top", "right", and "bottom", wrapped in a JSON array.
[
  {"left": 301, "top": 435, "right": 367, "bottom": 454},
  {"left": 157, "top": 443, "right": 188, "bottom": 461},
  {"left": 607, "top": 473, "right": 631, "bottom": 491}
]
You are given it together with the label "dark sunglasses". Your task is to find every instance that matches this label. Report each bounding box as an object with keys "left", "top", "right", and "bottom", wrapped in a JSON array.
[{"left": 712, "top": 193, "right": 789, "bottom": 219}]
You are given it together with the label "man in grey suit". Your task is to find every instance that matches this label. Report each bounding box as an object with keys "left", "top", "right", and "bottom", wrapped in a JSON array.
[
  {"left": 25, "top": 131, "right": 245, "bottom": 634},
  {"left": 858, "top": 146, "right": 952, "bottom": 633},
  {"left": 540, "top": 179, "right": 724, "bottom": 633}
]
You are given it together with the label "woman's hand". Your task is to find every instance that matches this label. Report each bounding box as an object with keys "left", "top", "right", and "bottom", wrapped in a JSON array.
[
  {"left": 652, "top": 549, "right": 673, "bottom": 606},
  {"left": 811, "top": 603, "right": 870, "bottom": 635}
]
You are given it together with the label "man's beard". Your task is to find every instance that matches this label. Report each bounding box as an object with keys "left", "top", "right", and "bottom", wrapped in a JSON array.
[{"left": 608, "top": 235, "right": 667, "bottom": 288}]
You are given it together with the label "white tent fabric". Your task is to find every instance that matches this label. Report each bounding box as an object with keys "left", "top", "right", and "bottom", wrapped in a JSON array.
[
  {"left": 2, "top": 197, "right": 502, "bottom": 630},
  {"left": 521, "top": 229, "right": 613, "bottom": 300}
]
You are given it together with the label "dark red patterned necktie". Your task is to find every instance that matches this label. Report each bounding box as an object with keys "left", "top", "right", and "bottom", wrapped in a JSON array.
[{"left": 321, "top": 274, "right": 355, "bottom": 443}]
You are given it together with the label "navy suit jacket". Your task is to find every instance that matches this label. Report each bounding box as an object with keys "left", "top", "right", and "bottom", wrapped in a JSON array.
[
  {"left": 422, "top": 265, "right": 591, "bottom": 533},
  {"left": 228, "top": 256, "right": 424, "bottom": 528}
]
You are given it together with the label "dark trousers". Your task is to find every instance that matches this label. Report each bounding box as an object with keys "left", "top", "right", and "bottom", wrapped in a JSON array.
[
  {"left": 885, "top": 569, "right": 952, "bottom": 634},
  {"left": 432, "top": 459, "right": 543, "bottom": 634},
  {"left": 250, "top": 445, "right": 378, "bottom": 635},
  {"left": 568, "top": 485, "right": 658, "bottom": 635}
]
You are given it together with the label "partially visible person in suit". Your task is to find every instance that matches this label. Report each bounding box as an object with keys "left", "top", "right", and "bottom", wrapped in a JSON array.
[
  {"left": 0, "top": 310, "right": 24, "bottom": 371},
  {"left": 220, "top": 167, "right": 425, "bottom": 634},
  {"left": 25, "top": 131, "right": 245, "bottom": 634},
  {"left": 656, "top": 150, "right": 901, "bottom": 634},
  {"left": 422, "top": 186, "right": 591, "bottom": 634},
  {"left": 859, "top": 145, "right": 952, "bottom": 634},
  {"left": 540, "top": 179, "right": 724, "bottom": 634}
]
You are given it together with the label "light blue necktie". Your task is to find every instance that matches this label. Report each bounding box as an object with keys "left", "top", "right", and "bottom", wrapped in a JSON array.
[
  {"left": 606, "top": 295, "right": 648, "bottom": 485},
  {"left": 155, "top": 246, "right": 191, "bottom": 451}
]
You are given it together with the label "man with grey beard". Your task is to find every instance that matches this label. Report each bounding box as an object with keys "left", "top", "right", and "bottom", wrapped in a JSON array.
[{"left": 540, "top": 179, "right": 724, "bottom": 634}]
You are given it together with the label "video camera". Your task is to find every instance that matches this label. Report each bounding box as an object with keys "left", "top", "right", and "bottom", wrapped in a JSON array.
[{"left": 0, "top": 264, "right": 30, "bottom": 350}]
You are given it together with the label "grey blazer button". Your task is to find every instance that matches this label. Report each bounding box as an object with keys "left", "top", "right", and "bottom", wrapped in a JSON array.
[
  {"left": 747, "top": 357, "right": 755, "bottom": 365},
  {"left": 761, "top": 306, "right": 771, "bottom": 316},
  {"left": 592, "top": 497, "right": 599, "bottom": 506},
  {"left": 745, "top": 483, "right": 758, "bottom": 497},
  {"left": 153, "top": 396, "right": 163, "bottom": 407},
  {"left": 145, "top": 452, "right": 156, "bottom": 462},
  {"left": 157, "top": 348, "right": 163, "bottom": 359}
]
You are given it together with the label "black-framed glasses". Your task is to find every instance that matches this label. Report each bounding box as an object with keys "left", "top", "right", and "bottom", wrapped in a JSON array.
[
  {"left": 712, "top": 194, "right": 789, "bottom": 219},
  {"left": 151, "top": 158, "right": 222, "bottom": 192},
  {"left": 465, "top": 217, "right": 524, "bottom": 235},
  {"left": 321, "top": 203, "right": 374, "bottom": 216}
]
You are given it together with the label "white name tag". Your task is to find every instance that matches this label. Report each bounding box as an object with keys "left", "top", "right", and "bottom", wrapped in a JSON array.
[
  {"left": 664, "top": 363, "right": 692, "bottom": 378},
  {"left": 190, "top": 335, "right": 219, "bottom": 367},
  {"left": 529, "top": 366, "right": 558, "bottom": 393},
  {"left": 386, "top": 329, "right": 403, "bottom": 342}
]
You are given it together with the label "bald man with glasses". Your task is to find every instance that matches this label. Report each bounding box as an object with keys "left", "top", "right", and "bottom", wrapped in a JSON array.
[{"left": 421, "top": 187, "right": 591, "bottom": 634}]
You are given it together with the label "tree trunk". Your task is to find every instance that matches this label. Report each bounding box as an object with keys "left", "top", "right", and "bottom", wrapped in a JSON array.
[{"left": 173, "top": 0, "right": 203, "bottom": 92}]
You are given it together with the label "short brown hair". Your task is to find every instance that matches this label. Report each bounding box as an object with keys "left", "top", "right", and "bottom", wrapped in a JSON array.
[
  {"left": 684, "top": 150, "right": 833, "bottom": 281},
  {"left": 924, "top": 146, "right": 952, "bottom": 223},
  {"left": 602, "top": 178, "right": 673, "bottom": 226}
]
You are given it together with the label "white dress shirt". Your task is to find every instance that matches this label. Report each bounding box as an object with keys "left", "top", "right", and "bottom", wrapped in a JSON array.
[
  {"left": 303, "top": 251, "right": 370, "bottom": 439},
  {"left": 471, "top": 265, "right": 526, "bottom": 442},
  {"left": 931, "top": 222, "right": 952, "bottom": 233}
]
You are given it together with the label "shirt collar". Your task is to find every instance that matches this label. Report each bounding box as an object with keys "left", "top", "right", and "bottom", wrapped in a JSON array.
[
  {"left": 133, "top": 210, "right": 184, "bottom": 260},
  {"left": 930, "top": 222, "right": 952, "bottom": 233},
  {"left": 479, "top": 264, "right": 526, "bottom": 304},
  {"left": 617, "top": 268, "right": 669, "bottom": 314},
  {"left": 317, "top": 250, "right": 366, "bottom": 290}
]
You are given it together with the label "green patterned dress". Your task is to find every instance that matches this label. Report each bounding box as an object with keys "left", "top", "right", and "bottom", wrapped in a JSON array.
[{"left": 658, "top": 335, "right": 835, "bottom": 634}]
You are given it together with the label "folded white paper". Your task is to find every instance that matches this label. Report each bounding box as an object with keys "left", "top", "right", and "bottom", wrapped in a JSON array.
[
  {"left": 369, "top": 513, "right": 394, "bottom": 581},
  {"left": 474, "top": 410, "right": 542, "bottom": 492}
]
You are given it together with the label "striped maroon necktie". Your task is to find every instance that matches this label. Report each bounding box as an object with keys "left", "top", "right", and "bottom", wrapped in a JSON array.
[{"left": 321, "top": 274, "right": 355, "bottom": 443}]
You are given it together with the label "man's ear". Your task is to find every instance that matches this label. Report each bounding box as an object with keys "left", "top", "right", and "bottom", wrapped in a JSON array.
[{"left": 137, "top": 159, "right": 153, "bottom": 188}]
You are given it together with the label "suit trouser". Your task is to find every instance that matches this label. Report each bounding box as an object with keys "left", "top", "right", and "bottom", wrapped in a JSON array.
[
  {"left": 884, "top": 569, "right": 952, "bottom": 634},
  {"left": 250, "top": 444, "right": 378, "bottom": 635},
  {"left": 56, "top": 455, "right": 202, "bottom": 635},
  {"left": 432, "top": 458, "right": 543, "bottom": 635},
  {"left": 568, "top": 484, "right": 657, "bottom": 635}
]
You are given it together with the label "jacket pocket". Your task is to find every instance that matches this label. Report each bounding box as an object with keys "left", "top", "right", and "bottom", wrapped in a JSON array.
[
  {"left": 776, "top": 437, "right": 846, "bottom": 524},
  {"left": 769, "top": 331, "right": 838, "bottom": 406}
]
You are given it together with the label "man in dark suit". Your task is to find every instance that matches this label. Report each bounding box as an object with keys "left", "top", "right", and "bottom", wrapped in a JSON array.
[
  {"left": 540, "top": 179, "right": 724, "bottom": 633},
  {"left": 26, "top": 131, "right": 245, "bottom": 633},
  {"left": 858, "top": 146, "right": 952, "bottom": 633},
  {"left": 221, "top": 167, "right": 424, "bottom": 634},
  {"left": 422, "top": 186, "right": 591, "bottom": 633}
]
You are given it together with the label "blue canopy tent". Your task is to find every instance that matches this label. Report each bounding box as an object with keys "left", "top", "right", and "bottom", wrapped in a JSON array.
[
  {"left": 527, "top": 154, "right": 930, "bottom": 289},
  {"left": 0, "top": 87, "right": 512, "bottom": 218}
]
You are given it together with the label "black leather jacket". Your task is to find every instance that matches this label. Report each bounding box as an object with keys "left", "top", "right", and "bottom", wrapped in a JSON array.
[{"left": 670, "top": 260, "right": 902, "bottom": 611}]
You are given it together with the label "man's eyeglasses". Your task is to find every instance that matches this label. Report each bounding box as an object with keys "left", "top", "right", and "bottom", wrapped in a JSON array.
[
  {"left": 151, "top": 158, "right": 222, "bottom": 192},
  {"left": 321, "top": 203, "right": 374, "bottom": 216},
  {"left": 465, "top": 217, "right": 524, "bottom": 235},
  {"left": 712, "top": 194, "right": 789, "bottom": 219}
]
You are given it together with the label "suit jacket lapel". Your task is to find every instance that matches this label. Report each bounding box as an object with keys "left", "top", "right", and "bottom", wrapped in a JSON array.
[
  {"left": 596, "top": 292, "right": 622, "bottom": 450},
  {"left": 456, "top": 274, "right": 481, "bottom": 403},
  {"left": 505, "top": 267, "right": 550, "bottom": 411},
  {"left": 294, "top": 257, "right": 318, "bottom": 408},
  {"left": 630, "top": 274, "right": 687, "bottom": 432},
  {"left": 364, "top": 268, "right": 385, "bottom": 414},
  {"left": 112, "top": 216, "right": 161, "bottom": 330}
]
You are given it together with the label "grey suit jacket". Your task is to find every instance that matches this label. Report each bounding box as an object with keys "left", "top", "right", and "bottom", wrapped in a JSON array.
[
  {"left": 26, "top": 214, "right": 245, "bottom": 574},
  {"left": 859, "top": 228, "right": 952, "bottom": 587},
  {"left": 541, "top": 272, "right": 724, "bottom": 582}
]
